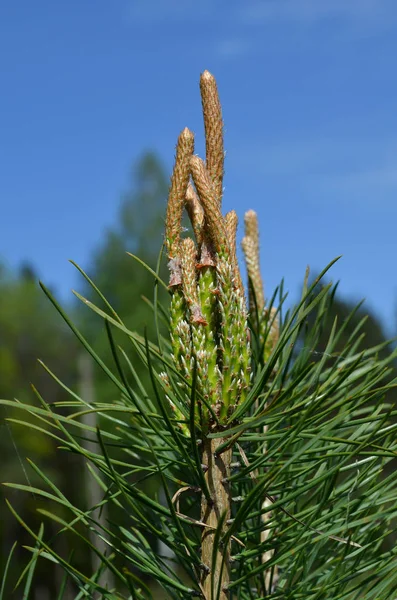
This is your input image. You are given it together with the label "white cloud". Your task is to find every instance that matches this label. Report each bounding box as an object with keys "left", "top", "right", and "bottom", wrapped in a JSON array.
[
  {"left": 238, "top": 0, "right": 397, "bottom": 28},
  {"left": 215, "top": 38, "right": 253, "bottom": 59},
  {"left": 316, "top": 164, "right": 397, "bottom": 198},
  {"left": 232, "top": 135, "right": 397, "bottom": 205},
  {"left": 125, "top": 0, "right": 213, "bottom": 22},
  {"left": 234, "top": 137, "right": 356, "bottom": 176}
]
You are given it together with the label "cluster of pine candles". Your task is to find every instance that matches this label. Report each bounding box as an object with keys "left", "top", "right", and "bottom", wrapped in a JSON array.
[
  {"left": 3, "top": 69, "right": 396, "bottom": 600},
  {"left": 163, "top": 70, "right": 279, "bottom": 599}
]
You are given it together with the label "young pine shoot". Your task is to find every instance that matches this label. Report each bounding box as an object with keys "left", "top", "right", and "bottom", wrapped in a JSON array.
[{"left": 2, "top": 70, "right": 397, "bottom": 600}]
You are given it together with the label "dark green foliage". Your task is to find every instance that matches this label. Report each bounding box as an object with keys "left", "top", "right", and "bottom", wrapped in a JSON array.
[
  {"left": 0, "top": 263, "right": 80, "bottom": 597},
  {"left": 2, "top": 257, "right": 397, "bottom": 598}
]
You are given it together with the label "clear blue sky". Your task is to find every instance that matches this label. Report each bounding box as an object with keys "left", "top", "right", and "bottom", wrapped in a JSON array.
[{"left": 1, "top": 0, "right": 397, "bottom": 333}]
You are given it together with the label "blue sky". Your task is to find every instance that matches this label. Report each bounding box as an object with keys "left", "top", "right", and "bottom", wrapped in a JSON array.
[{"left": 1, "top": 0, "right": 397, "bottom": 333}]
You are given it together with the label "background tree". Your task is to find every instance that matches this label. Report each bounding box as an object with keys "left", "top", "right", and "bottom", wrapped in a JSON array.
[
  {"left": 0, "top": 262, "right": 80, "bottom": 597},
  {"left": 0, "top": 152, "right": 171, "bottom": 598},
  {"left": 77, "top": 152, "right": 169, "bottom": 403},
  {"left": 304, "top": 279, "right": 392, "bottom": 359}
]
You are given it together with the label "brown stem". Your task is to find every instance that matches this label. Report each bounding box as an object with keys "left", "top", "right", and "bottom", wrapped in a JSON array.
[{"left": 200, "top": 436, "right": 232, "bottom": 600}]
